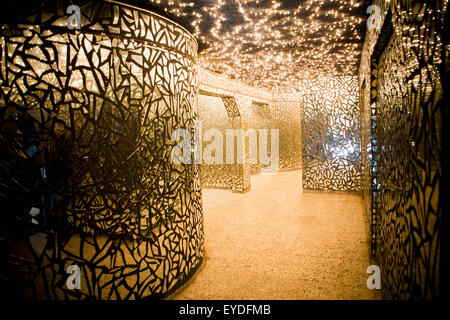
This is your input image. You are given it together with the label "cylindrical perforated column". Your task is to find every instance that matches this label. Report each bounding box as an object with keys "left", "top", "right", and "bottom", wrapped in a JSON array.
[{"left": 0, "top": 0, "right": 204, "bottom": 299}]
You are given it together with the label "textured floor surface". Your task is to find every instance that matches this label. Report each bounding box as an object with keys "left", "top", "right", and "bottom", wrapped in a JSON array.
[{"left": 171, "top": 170, "right": 381, "bottom": 300}]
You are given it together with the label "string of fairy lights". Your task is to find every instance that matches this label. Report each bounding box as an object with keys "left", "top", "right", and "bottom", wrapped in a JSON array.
[{"left": 147, "top": 0, "right": 367, "bottom": 93}]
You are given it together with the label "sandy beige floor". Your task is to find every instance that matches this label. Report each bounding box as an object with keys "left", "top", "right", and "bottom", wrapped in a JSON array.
[{"left": 171, "top": 170, "right": 381, "bottom": 300}]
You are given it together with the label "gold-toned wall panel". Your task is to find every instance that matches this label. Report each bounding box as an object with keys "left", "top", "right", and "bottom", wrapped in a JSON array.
[
  {"left": 359, "top": 0, "right": 446, "bottom": 299},
  {"left": 271, "top": 101, "right": 302, "bottom": 171},
  {"left": 301, "top": 77, "right": 361, "bottom": 192},
  {"left": 0, "top": 0, "right": 203, "bottom": 299},
  {"left": 197, "top": 94, "right": 248, "bottom": 191}
]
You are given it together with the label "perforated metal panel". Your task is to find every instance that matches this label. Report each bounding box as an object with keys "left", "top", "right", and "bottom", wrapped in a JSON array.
[{"left": 0, "top": 0, "right": 203, "bottom": 299}]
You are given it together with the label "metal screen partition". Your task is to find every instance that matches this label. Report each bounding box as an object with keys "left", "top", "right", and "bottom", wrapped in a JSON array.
[
  {"left": 0, "top": 0, "right": 204, "bottom": 299},
  {"left": 270, "top": 99, "right": 302, "bottom": 171},
  {"left": 359, "top": 0, "right": 446, "bottom": 299},
  {"left": 301, "top": 77, "right": 361, "bottom": 192},
  {"left": 197, "top": 94, "right": 248, "bottom": 191}
]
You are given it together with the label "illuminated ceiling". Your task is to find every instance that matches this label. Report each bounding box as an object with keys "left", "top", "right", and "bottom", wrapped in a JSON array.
[{"left": 146, "top": 0, "right": 368, "bottom": 93}]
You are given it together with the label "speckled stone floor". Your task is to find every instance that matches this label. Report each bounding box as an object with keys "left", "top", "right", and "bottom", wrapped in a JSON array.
[{"left": 171, "top": 170, "right": 381, "bottom": 300}]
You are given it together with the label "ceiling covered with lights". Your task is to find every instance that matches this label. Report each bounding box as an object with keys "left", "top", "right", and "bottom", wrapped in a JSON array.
[{"left": 145, "top": 0, "right": 369, "bottom": 93}]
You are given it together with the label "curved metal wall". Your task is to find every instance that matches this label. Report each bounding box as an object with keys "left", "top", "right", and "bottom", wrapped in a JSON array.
[{"left": 0, "top": 0, "right": 204, "bottom": 299}]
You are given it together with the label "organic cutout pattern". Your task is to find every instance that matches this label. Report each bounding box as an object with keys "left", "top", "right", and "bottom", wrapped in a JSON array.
[{"left": 0, "top": 0, "right": 203, "bottom": 299}]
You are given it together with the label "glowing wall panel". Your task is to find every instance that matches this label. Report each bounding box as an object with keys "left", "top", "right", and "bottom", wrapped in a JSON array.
[
  {"left": 197, "top": 69, "right": 273, "bottom": 192},
  {"left": 198, "top": 70, "right": 303, "bottom": 185},
  {"left": 301, "top": 77, "right": 361, "bottom": 192},
  {"left": 246, "top": 101, "right": 269, "bottom": 174},
  {"left": 359, "top": 0, "right": 446, "bottom": 299},
  {"left": 0, "top": 0, "right": 203, "bottom": 299}
]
